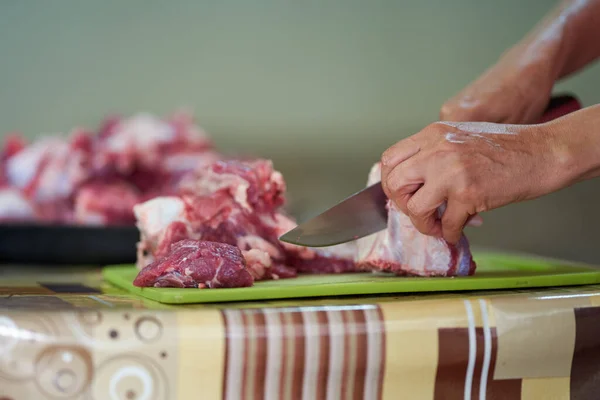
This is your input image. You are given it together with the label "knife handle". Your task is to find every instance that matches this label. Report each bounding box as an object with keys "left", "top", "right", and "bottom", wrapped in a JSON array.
[{"left": 538, "top": 93, "right": 581, "bottom": 123}]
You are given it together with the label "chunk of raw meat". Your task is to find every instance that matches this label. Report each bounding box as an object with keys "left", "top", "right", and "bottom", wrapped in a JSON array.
[
  {"left": 94, "top": 112, "right": 212, "bottom": 175},
  {"left": 178, "top": 159, "right": 286, "bottom": 213},
  {"left": 74, "top": 180, "right": 141, "bottom": 225},
  {"left": 133, "top": 239, "right": 254, "bottom": 289},
  {"left": 133, "top": 158, "right": 359, "bottom": 288},
  {"left": 356, "top": 163, "right": 476, "bottom": 276},
  {"left": 133, "top": 161, "right": 291, "bottom": 282},
  {"left": 0, "top": 111, "right": 220, "bottom": 225},
  {"left": 5, "top": 133, "right": 92, "bottom": 204},
  {"left": 1, "top": 130, "right": 93, "bottom": 222}
]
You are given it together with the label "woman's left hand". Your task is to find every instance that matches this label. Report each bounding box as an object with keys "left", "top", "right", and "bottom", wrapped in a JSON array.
[{"left": 380, "top": 114, "right": 591, "bottom": 244}]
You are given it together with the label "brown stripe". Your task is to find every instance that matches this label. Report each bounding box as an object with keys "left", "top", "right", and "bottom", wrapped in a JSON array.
[
  {"left": 278, "top": 310, "right": 288, "bottom": 400},
  {"left": 254, "top": 310, "right": 267, "bottom": 400},
  {"left": 472, "top": 326, "right": 485, "bottom": 398},
  {"left": 375, "top": 306, "right": 386, "bottom": 400},
  {"left": 280, "top": 310, "right": 294, "bottom": 400},
  {"left": 341, "top": 310, "right": 354, "bottom": 400},
  {"left": 571, "top": 307, "right": 600, "bottom": 399},
  {"left": 241, "top": 310, "right": 251, "bottom": 400},
  {"left": 221, "top": 310, "right": 230, "bottom": 400},
  {"left": 352, "top": 309, "right": 368, "bottom": 400},
  {"left": 434, "top": 327, "right": 471, "bottom": 400},
  {"left": 316, "top": 311, "right": 330, "bottom": 400},
  {"left": 486, "top": 328, "right": 521, "bottom": 399},
  {"left": 434, "top": 327, "right": 522, "bottom": 400},
  {"left": 290, "top": 309, "right": 305, "bottom": 400}
]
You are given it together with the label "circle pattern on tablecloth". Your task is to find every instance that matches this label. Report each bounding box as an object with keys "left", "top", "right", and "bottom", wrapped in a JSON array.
[{"left": 92, "top": 355, "right": 168, "bottom": 400}]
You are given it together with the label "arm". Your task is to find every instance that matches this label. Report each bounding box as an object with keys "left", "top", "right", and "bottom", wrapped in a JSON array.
[
  {"left": 543, "top": 0, "right": 600, "bottom": 79},
  {"left": 381, "top": 105, "right": 600, "bottom": 244},
  {"left": 440, "top": 0, "right": 600, "bottom": 124}
]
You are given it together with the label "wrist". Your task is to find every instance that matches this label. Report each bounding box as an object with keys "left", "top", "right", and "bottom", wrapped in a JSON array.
[
  {"left": 543, "top": 106, "right": 600, "bottom": 189},
  {"left": 510, "top": 37, "right": 564, "bottom": 93}
]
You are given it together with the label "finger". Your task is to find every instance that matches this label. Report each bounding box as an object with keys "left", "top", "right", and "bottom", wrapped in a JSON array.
[
  {"left": 440, "top": 200, "right": 472, "bottom": 244},
  {"left": 406, "top": 183, "right": 446, "bottom": 237},
  {"left": 383, "top": 156, "right": 425, "bottom": 214},
  {"left": 381, "top": 136, "right": 421, "bottom": 186}
]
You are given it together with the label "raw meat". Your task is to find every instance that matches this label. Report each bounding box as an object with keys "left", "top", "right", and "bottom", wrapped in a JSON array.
[
  {"left": 0, "top": 187, "right": 36, "bottom": 221},
  {"left": 0, "top": 111, "right": 217, "bottom": 224},
  {"left": 272, "top": 213, "right": 358, "bottom": 274},
  {"left": 74, "top": 180, "right": 141, "bottom": 225},
  {"left": 356, "top": 163, "right": 476, "bottom": 276},
  {"left": 133, "top": 158, "right": 358, "bottom": 288},
  {"left": 133, "top": 239, "right": 254, "bottom": 289},
  {"left": 6, "top": 135, "right": 89, "bottom": 201},
  {"left": 93, "top": 112, "right": 212, "bottom": 175},
  {"left": 134, "top": 160, "right": 296, "bottom": 283}
]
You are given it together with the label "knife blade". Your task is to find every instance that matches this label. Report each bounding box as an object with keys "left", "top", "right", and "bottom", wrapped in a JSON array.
[
  {"left": 279, "top": 183, "right": 387, "bottom": 247},
  {"left": 280, "top": 94, "right": 581, "bottom": 248}
]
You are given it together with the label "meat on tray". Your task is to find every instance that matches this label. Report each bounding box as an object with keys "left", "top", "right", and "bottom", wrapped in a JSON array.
[{"left": 0, "top": 112, "right": 215, "bottom": 225}]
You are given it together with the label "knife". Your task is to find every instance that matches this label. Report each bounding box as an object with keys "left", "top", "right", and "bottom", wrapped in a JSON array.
[{"left": 279, "top": 94, "right": 582, "bottom": 247}]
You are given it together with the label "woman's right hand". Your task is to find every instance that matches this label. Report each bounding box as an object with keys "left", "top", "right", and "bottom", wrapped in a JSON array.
[
  {"left": 439, "top": 42, "right": 559, "bottom": 124},
  {"left": 440, "top": 0, "right": 600, "bottom": 124}
]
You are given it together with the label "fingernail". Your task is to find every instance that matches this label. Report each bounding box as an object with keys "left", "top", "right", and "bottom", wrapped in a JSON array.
[{"left": 466, "top": 215, "right": 484, "bottom": 227}]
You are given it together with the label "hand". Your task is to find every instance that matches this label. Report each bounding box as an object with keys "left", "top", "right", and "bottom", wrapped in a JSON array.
[
  {"left": 380, "top": 116, "right": 588, "bottom": 244},
  {"left": 440, "top": 44, "right": 558, "bottom": 124}
]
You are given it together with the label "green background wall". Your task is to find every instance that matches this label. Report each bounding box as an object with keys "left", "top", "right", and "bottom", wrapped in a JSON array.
[{"left": 1, "top": 1, "right": 599, "bottom": 262}]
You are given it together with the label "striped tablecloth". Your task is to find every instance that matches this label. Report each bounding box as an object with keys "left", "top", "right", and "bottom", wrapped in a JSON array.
[{"left": 1, "top": 265, "right": 599, "bottom": 399}]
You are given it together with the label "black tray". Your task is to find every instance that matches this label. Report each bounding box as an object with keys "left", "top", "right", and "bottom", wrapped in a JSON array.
[{"left": 0, "top": 224, "right": 138, "bottom": 265}]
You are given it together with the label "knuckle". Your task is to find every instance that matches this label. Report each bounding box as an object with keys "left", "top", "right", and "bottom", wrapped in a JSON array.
[
  {"left": 384, "top": 174, "right": 399, "bottom": 194},
  {"left": 428, "top": 121, "right": 448, "bottom": 134},
  {"left": 406, "top": 198, "right": 425, "bottom": 218},
  {"left": 454, "top": 181, "right": 481, "bottom": 204},
  {"left": 381, "top": 148, "right": 393, "bottom": 167},
  {"left": 440, "top": 101, "right": 479, "bottom": 122},
  {"left": 440, "top": 102, "right": 460, "bottom": 121}
]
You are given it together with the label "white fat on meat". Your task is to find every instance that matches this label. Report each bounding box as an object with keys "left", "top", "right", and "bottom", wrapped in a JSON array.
[
  {"left": 134, "top": 196, "right": 188, "bottom": 268},
  {"left": 242, "top": 248, "right": 272, "bottom": 280},
  {"left": 5, "top": 138, "right": 51, "bottom": 189},
  {"left": 181, "top": 171, "right": 251, "bottom": 211},
  {"left": 5, "top": 137, "right": 88, "bottom": 202},
  {"left": 104, "top": 113, "right": 175, "bottom": 152},
  {"left": 237, "top": 235, "right": 282, "bottom": 259},
  {"left": 356, "top": 163, "right": 455, "bottom": 276},
  {"left": 134, "top": 196, "right": 187, "bottom": 240},
  {"left": 162, "top": 151, "right": 220, "bottom": 173},
  {"left": 0, "top": 188, "right": 36, "bottom": 220}
]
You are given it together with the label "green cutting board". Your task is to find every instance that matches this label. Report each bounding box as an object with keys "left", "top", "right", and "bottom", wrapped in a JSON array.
[{"left": 102, "top": 251, "right": 600, "bottom": 304}]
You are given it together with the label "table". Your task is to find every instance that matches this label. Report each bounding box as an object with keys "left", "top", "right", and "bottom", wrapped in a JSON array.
[{"left": 1, "top": 265, "right": 599, "bottom": 400}]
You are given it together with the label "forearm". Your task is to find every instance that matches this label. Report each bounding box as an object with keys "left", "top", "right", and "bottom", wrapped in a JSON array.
[
  {"left": 547, "top": 105, "right": 600, "bottom": 188},
  {"left": 516, "top": 0, "right": 600, "bottom": 81}
]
